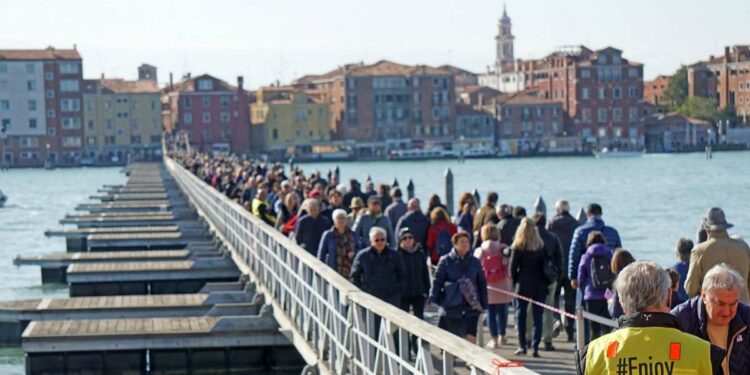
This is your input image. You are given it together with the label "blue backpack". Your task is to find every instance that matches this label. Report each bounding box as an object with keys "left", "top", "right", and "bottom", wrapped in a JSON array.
[{"left": 436, "top": 228, "right": 453, "bottom": 257}]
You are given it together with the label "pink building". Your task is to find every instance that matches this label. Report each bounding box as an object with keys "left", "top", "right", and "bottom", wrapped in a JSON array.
[{"left": 163, "top": 74, "right": 250, "bottom": 153}]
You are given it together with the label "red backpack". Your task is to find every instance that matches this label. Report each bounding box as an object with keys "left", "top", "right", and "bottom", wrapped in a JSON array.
[{"left": 480, "top": 249, "right": 508, "bottom": 283}]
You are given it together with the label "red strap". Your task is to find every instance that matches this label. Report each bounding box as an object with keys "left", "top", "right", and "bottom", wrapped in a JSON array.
[
  {"left": 492, "top": 359, "right": 524, "bottom": 374},
  {"left": 606, "top": 341, "right": 619, "bottom": 358},
  {"left": 670, "top": 342, "right": 681, "bottom": 361}
]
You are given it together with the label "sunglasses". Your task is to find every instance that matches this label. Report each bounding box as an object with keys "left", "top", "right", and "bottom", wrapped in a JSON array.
[
  {"left": 373, "top": 238, "right": 386, "bottom": 242},
  {"left": 401, "top": 236, "right": 413, "bottom": 240}
]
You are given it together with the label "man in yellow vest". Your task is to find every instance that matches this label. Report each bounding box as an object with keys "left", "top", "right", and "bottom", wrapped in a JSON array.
[
  {"left": 577, "top": 260, "right": 725, "bottom": 374},
  {"left": 252, "top": 188, "right": 276, "bottom": 226}
]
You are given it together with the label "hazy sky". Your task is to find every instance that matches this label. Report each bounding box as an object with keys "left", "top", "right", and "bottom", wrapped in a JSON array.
[{"left": 2, "top": 0, "right": 748, "bottom": 88}]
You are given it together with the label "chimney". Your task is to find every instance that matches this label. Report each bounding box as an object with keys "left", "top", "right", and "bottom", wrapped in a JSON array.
[
  {"left": 725, "top": 46, "right": 730, "bottom": 61},
  {"left": 237, "top": 76, "right": 244, "bottom": 91},
  {"left": 169, "top": 72, "right": 174, "bottom": 91},
  {"left": 73, "top": 44, "right": 77, "bottom": 51},
  {"left": 478, "top": 93, "right": 484, "bottom": 108},
  {"left": 100, "top": 73, "right": 104, "bottom": 79}
]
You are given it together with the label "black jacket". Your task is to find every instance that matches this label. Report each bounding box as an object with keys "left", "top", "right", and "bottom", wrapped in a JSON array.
[
  {"left": 398, "top": 244, "right": 430, "bottom": 298},
  {"left": 547, "top": 212, "right": 579, "bottom": 277},
  {"left": 395, "top": 210, "right": 431, "bottom": 250},
  {"left": 576, "top": 312, "right": 726, "bottom": 375},
  {"left": 510, "top": 246, "right": 549, "bottom": 300},
  {"left": 538, "top": 226, "right": 564, "bottom": 283},
  {"left": 350, "top": 246, "right": 406, "bottom": 306},
  {"left": 497, "top": 216, "right": 521, "bottom": 245},
  {"left": 294, "top": 214, "right": 332, "bottom": 255}
]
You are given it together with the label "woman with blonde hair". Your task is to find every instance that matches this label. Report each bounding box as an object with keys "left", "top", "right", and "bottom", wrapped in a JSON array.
[
  {"left": 509, "top": 217, "right": 548, "bottom": 357},
  {"left": 474, "top": 224, "right": 512, "bottom": 348}
]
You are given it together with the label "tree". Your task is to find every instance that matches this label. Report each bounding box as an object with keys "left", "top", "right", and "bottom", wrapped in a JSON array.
[
  {"left": 664, "top": 66, "right": 688, "bottom": 111},
  {"left": 677, "top": 97, "right": 720, "bottom": 122}
]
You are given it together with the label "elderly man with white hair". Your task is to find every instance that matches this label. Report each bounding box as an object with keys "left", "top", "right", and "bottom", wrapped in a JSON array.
[
  {"left": 673, "top": 263, "right": 750, "bottom": 375},
  {"left": 577, "top": 261, "right": 724, "bottom": 374},
  {"left": 317, "top": 209, "right": 359, "bottom": 278},
  {"left": 350, "top": 227, "right": 405, "bottom": 307}
]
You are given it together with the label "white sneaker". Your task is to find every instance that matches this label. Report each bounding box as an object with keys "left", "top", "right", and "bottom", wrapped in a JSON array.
[{"left": 485, "top": 337, "right": 498, "bottom": 349}]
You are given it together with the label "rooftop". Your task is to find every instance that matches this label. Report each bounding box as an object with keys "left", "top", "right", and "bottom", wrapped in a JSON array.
[
  {"left": 0, "top": 47, "right": 81, "bottom": 61},
  {"left": 98, "top": 79, "right": 159, "bottom": 94}
]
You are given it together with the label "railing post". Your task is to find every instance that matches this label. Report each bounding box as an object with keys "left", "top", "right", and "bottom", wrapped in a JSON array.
[
  {"left": 575, "top": 306, "right": 585, "bottom": 351},
  {"left": 444, "top": 168, "right": 454, "bottom": 216}
]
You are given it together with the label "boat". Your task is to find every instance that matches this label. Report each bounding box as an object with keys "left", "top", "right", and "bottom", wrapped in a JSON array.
[
  {"left": 389, "top": 147, "right": 451, "bottom": 160},
  {"left": 593, "top": 147, "right": 644, "bottom": 159},
  {"left": 456, "top": 146, "right": 497, "bottom": 159},
  {"left": 0, "top": 190, "right": 7, "bottom": 208}
]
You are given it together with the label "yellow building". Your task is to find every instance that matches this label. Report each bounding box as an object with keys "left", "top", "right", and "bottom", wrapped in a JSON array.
[
  {"left": 82, "top": 76, "right": 162, "bottom": 164},
  {"left": 250, "top": 86, "right": 331, "bottom": 156}
]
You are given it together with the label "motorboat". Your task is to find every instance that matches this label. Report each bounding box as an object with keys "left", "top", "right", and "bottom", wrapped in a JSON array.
[
  {"left": 593, "top": 147, "right": 644, "bottom": 159},
  {"left": 389, "top": 147, "right": 451, "bottom": 160}
]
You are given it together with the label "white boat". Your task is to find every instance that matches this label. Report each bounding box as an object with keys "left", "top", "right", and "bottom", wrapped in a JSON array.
[
  {"left": 389, "top": 148, "right": 451, "bottom": 160},
  {"left": 456, "top": 147, "right": 497, "bottom": 159},
  {"left": 0, "top": 190, "right": 7, "bottom": 208},
  {"left": 593, "top": 147, "right": 644, "bottom": 159}
]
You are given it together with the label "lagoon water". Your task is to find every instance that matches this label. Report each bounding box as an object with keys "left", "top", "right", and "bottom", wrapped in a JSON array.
[{"left": 0, "top": 152, "right": 748, "bottom": 372}]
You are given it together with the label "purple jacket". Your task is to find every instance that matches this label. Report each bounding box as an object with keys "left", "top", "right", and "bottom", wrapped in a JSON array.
[{"left": 577, "top": 244, "right": 612, "bottom": 301}]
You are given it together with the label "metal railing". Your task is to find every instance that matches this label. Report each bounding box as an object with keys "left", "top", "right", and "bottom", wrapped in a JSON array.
[{"left": 165, "top": 157, "right": 536, "bottom": 375}]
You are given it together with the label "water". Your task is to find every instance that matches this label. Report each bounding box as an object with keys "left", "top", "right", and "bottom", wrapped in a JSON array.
[
  {"left": 0, "top": 167, "right": 125, "bottom": 374},
  {"left": 0, "top": 153, "right": 748, "bottom": 373},
  {"left": 302, "top": 151, "right": 750, "bottom": 267}
]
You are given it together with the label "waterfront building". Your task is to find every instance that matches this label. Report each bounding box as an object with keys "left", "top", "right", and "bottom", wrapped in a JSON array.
[
  {"left": 439, "top": 65, "right": 479, "bottom": 95},
  {"left": 454, "top": 103, "right": 496, "bottom": 151},
  {"left": 0, "top": 47, "right": 84, "bottom": 167},
  {"left": 644, "top": 75, "right": 670, "bottom": 112},
  {"left": 82, "top": 67, "right": 162, "bottom": 164},
  {"left": 643, "top": 113, "right": 712, "bottom": 152},
  {"left": 688, "top": 45, "right": 750, "bottom": 124},
  {"left": 163, "top": 74, "right": 250, "bottom": 154},
  {"left": 292, "top": 60, "right": 455, "bottom": 158},
  {"left": 249, "top": 86, "right": 332, "bottom": 159},
  {"left": 459, "top": 86, "right": 503, "bottom": 108}
]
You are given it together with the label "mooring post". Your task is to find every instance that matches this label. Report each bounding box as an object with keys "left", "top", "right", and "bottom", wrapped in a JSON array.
[
  {"left": 407, "top": 179, "right": 415, "bottom": 200},
  {"left": 445, "top": 168, "right": 454, "bottom": 215}
]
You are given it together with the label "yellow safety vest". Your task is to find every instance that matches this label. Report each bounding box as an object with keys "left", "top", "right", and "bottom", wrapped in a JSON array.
[
  {"left": 252, "top": 198, "right": 275, "bottom": 223},
  {"left": 585, "top": 326, "right": 712, "bottom": 374}
]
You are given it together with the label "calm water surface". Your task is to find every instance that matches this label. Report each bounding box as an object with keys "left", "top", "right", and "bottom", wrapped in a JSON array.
[{"left": 0, "top": 153, "right": 748, "bottom": 373}]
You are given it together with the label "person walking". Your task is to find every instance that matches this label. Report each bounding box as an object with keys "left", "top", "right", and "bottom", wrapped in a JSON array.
[
  {"left": 534, "top": 213, "right": 564, "bottom": 351},
  {"left": 317, "top": 209, "right": 358, "bottom": 278},
  {"left": 473, "top": 192, "right": 499, "bottom": 233},
  {"left": 350, "top": 227, "right": 405, "bottom": 307},
  {"left": 497, "top": 204, "right": 520, "bottom": 246},
  {"left": 251, "top": 188, "right": 276, "bottom": 226},
  {"left": 275, "top": 192, "right": 299, "bottom": 234},
  {"left": 384, "top": 188, "right": 407, "bottom": 231},
  {"left": 568, "top": 203, "right": 621, "bottom": 295},
  {"left": 575, "top": 231, "right": 614, "bottom": 342},
  {"left": 429, "top": 232, "right": 488, "bottom": 343},
  {"left": 456, "top": 199, "right": 477, "bottom": 245},
  {"left": 685, "top": 207, "right": 750, "bottom": 303},
  {"left": 397, "top": 227, "right": 430, "bottom": 355},
  {"left": 607, "top": 248, "right": 636, "bottom": 319},
  {"left": 509, "top": 217, "right": 549, "bottom": 357},
  {"left": 353, "top": 196, "right": 395, "bottom": 250},
  {"left": 343, "top": 179, "right": 366, "bottom": 212},
  {"left": 673, "top": 263, "right": 750, "bottom": 375},
  {"left": 426, "top": 207, "right": 458, "bottom": 265},
  {"left": 294, "top": 198, "right": 332, "bottom": 255},
  {"left": 346, "top": 197, "right": 365, "bottom": 228},
  {"left": 547, "top": 199, "right": 580, "bottom": 341},
  {"left": 672, "top": 237, "right": 693, "bottom": 302},
  {"left": 474, "top": 224, "right": 512, "bottom": 348},
  {"left": 577, "top": 261, "right": 724, "bottom": 375},
  {"left": 395, "top": 198, "right": 431, "bottom": 251}
]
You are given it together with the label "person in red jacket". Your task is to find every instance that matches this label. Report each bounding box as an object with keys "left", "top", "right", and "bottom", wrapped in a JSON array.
[{"left": 426, "top": 207, "right": 458, "bottom": 264}]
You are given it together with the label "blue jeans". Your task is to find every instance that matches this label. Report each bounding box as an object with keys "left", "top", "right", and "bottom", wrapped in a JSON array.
[
  {"left": 487, "top": 303, "right": 509, "bottom": 337},
  {"left": 515, "top": 299, "right": 543, "bottom": 350}
]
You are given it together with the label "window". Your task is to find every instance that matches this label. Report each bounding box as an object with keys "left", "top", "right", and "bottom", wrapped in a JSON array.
[
  {"left": 432, "top": 107, "right": 440, "bottom": 120},
  {"left": 598, "top": 87, "right": 606, "bottom": 99},
  {"left": 504, "top": 123, "right": 512, "bottom": 135},
  {"left": 47, "top": 127, "right": 56, "bottom": 136},
  {"left": 29, "top": 118, "right": 37, "bottom": 129},
  {"left": 413, "top": 92, "right": 421, "bottom": 103},
  {"left": 104, "top": 101, "right": 111, "bottom": 109},
  {"left": 86, "top": 136, "right": 96, "bottom": 145},
  {"left": 613, "top": 87, "right": 622, "bottom": 99},
  {"left": 116, "top": 112, "right": 128, "bottom": 118},
  {"left": 580, "top": 69, "right": 590, "bottom": 79},
  {"left": 202, "top": 96, "right": 210, "bottom": 107},
  {"left": 598, "top": 128, "right": 607, "bottom": 137},
  {"left": 412, "top": 77, "right": 420, "bottom": 87},
  {"left": 62, "top": 136, "right": 82, "bottom": 147},
  {"left": 105, "top": 136, "right": 115, "bottom": 145},
  {"left": 105, "top": 119, "right": 113, "bottom": 129},
  {"left": 552, "top": 121, "right": 560, "bottom": 133},
  {"left": 27, "top": 80, "right": 36, "bottom": 91},
  {"left": 629, "top": 68, "right": 639, "bottom": 78},
  {"left": 46, "top": 90, "right": 54, "bottom": 99},
  {"left": 130, "top": 135, "right": 142, "bottom": 144},
  {"left": 220, "top": 96, "right": 229, "bottom": 109},
  {"left": 612, "top": 54, "right": 621, "bottom": 64},
  {"left": 347, "top": 78, "right": 356, "bottom": 89},
  {"left": 628, "top": 87, "right": 638, "bottom": 98},
  {"left": 62, "top": 117, "right": 81, "bottom": 129},
  {"left": 613, "top": 108, "right": 622, "bottom": 122},
  {"left": 86, "top": 101, "right": 94, "bottom": 111},
  {"left": 45, "top": 72, "right": 54, "bottom": 81},
  {"left": 1, "top": 118, "right": 10, "bottom": 131},
  {"left": 197, "top": 79, "right": 213, "bottom": 91},
  {"left": 0, "top": 100, "right": 9, "bottom": 110},
  {"left": 220, "top": 111, "right": 230, "bottom": 123},
  {"left": 59, "top": 63, "right": 79, "bottom": 74},
  {"left": 60, "top": 80, "right": 79, "bottom": 92},
  {"left": 20, "top": 136, "right": 39, "bottom": 148},
  {"left": 183, "top": 113, "right": 192, "bottom": 125},
  {"left": 629, "top": 107, "right": 639, "bottom": 122},
  {"left": 131, "top": 120, "right": 139, "bottom": 130},
  {"left": 598, "top": 108, "right": 608, "bottom": 123},
  {"left": 87, "top": 120, "right": 94, "bottom": 130},
  {"left": 25, "top": 64, "right": 35, "bottom": 74},
  {"left": 536, "top": 107, "right": 543, "bottom": 117},
  {"left": 597, "top": 54, "right": 607, "bottom": 64},
  {"left": 614, "top": 127, "right": 623, "bottom": 137},
  {"left": 582, "top": 88, "right": 589, "bottom": 100},
  {"left": 202, "top": 112, "right": 211, "bottom": 123},
  {"left": 535, "top": 122, "right": 544, "bottom": 135},
  {"left": 522, "top": 122, "right": 531, "bottom": 132},
  {"left": 151, "top": 100, "right": 158, "bottom": 111},
  {"left": 61, "top": 99, "right": 81, "bottom": 112},
  {"left": 582, "top": 109, "right": 592, "bottom": 123},
  {"left": 28, "top": 100, "right": 37, "bottom": 111},
  {"left": 47, "top": 109, "right": 56, "bottom": 118},
  {"left": 183, "top": 97, "right": 192, "bottom": 108}
]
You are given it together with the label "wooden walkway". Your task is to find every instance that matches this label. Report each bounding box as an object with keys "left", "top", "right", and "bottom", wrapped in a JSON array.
[
  {"left": 45, "top": 225, "right": 179, "bottom": 236},
  {"left": 67, "top": 260, "right": 195, "bottom": 274},
  {"left": 25, "top": 316, "right": 219, "bottom": 337},
  {"left": 0, "top": 294, "right": 209, "bottom": 311}
]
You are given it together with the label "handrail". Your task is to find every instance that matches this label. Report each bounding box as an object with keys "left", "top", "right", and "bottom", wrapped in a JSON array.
[{"left": 164, "top": 156, "right": 537, "bottom": 375}]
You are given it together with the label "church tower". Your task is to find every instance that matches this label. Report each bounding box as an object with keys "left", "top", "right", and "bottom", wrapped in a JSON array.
[{"left": 495, "top": 3, "right": 514, "bottom": 67}]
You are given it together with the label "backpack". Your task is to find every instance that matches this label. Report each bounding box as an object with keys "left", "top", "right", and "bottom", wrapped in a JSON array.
[
  {"left": 480, "top": 250, "right": 508, "bottom": 283},
  {"left": 435, "top": 228, "right": 453, "bottom": 258},
  {"left": 590, "top": 254, "right": 614, "bottom": 290},
  {"left": 542, "top": 247, "right": 561, "bottom": 285}
]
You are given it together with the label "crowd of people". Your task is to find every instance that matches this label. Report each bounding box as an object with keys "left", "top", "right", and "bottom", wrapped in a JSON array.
[{"left": 174, "top": 150, "right": 750, "bottom": 372}]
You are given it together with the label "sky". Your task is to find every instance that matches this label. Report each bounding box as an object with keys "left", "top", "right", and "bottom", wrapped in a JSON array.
[{"left": 1, "top": 0, "right": 748, "bottom": 89}]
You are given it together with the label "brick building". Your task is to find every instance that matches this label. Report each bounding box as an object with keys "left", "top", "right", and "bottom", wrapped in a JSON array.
[
  {"left": 644, "top": 113, "right": 711, "bottom": 152},
  {"left": 0, "top": 47, "right": 84, "bottom": 167},
  {"left": 163, "top": 74, "right": 250, "bottom": 154},
  {"left": 454, "top": 103, "right": 495, "bottom": 150},
  {"left": 439, "top": 65, "right": 478, "bottom": 94},
  {"left": 293, "top": 60, "right": 455, "bottom": 157},
  {"left": 644, "top": 75, "right": 670, "bottom": 112},
  {"left": 688, "top": 45, "right": 750, "bottom": 124},
  {"left": 82, "top": 67, "right": 162, "bottom": 164}
]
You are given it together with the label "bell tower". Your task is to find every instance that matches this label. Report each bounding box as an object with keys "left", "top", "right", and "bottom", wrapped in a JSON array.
[{"left": 495, "top": 3, "right": 514, "bottom": 67}]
